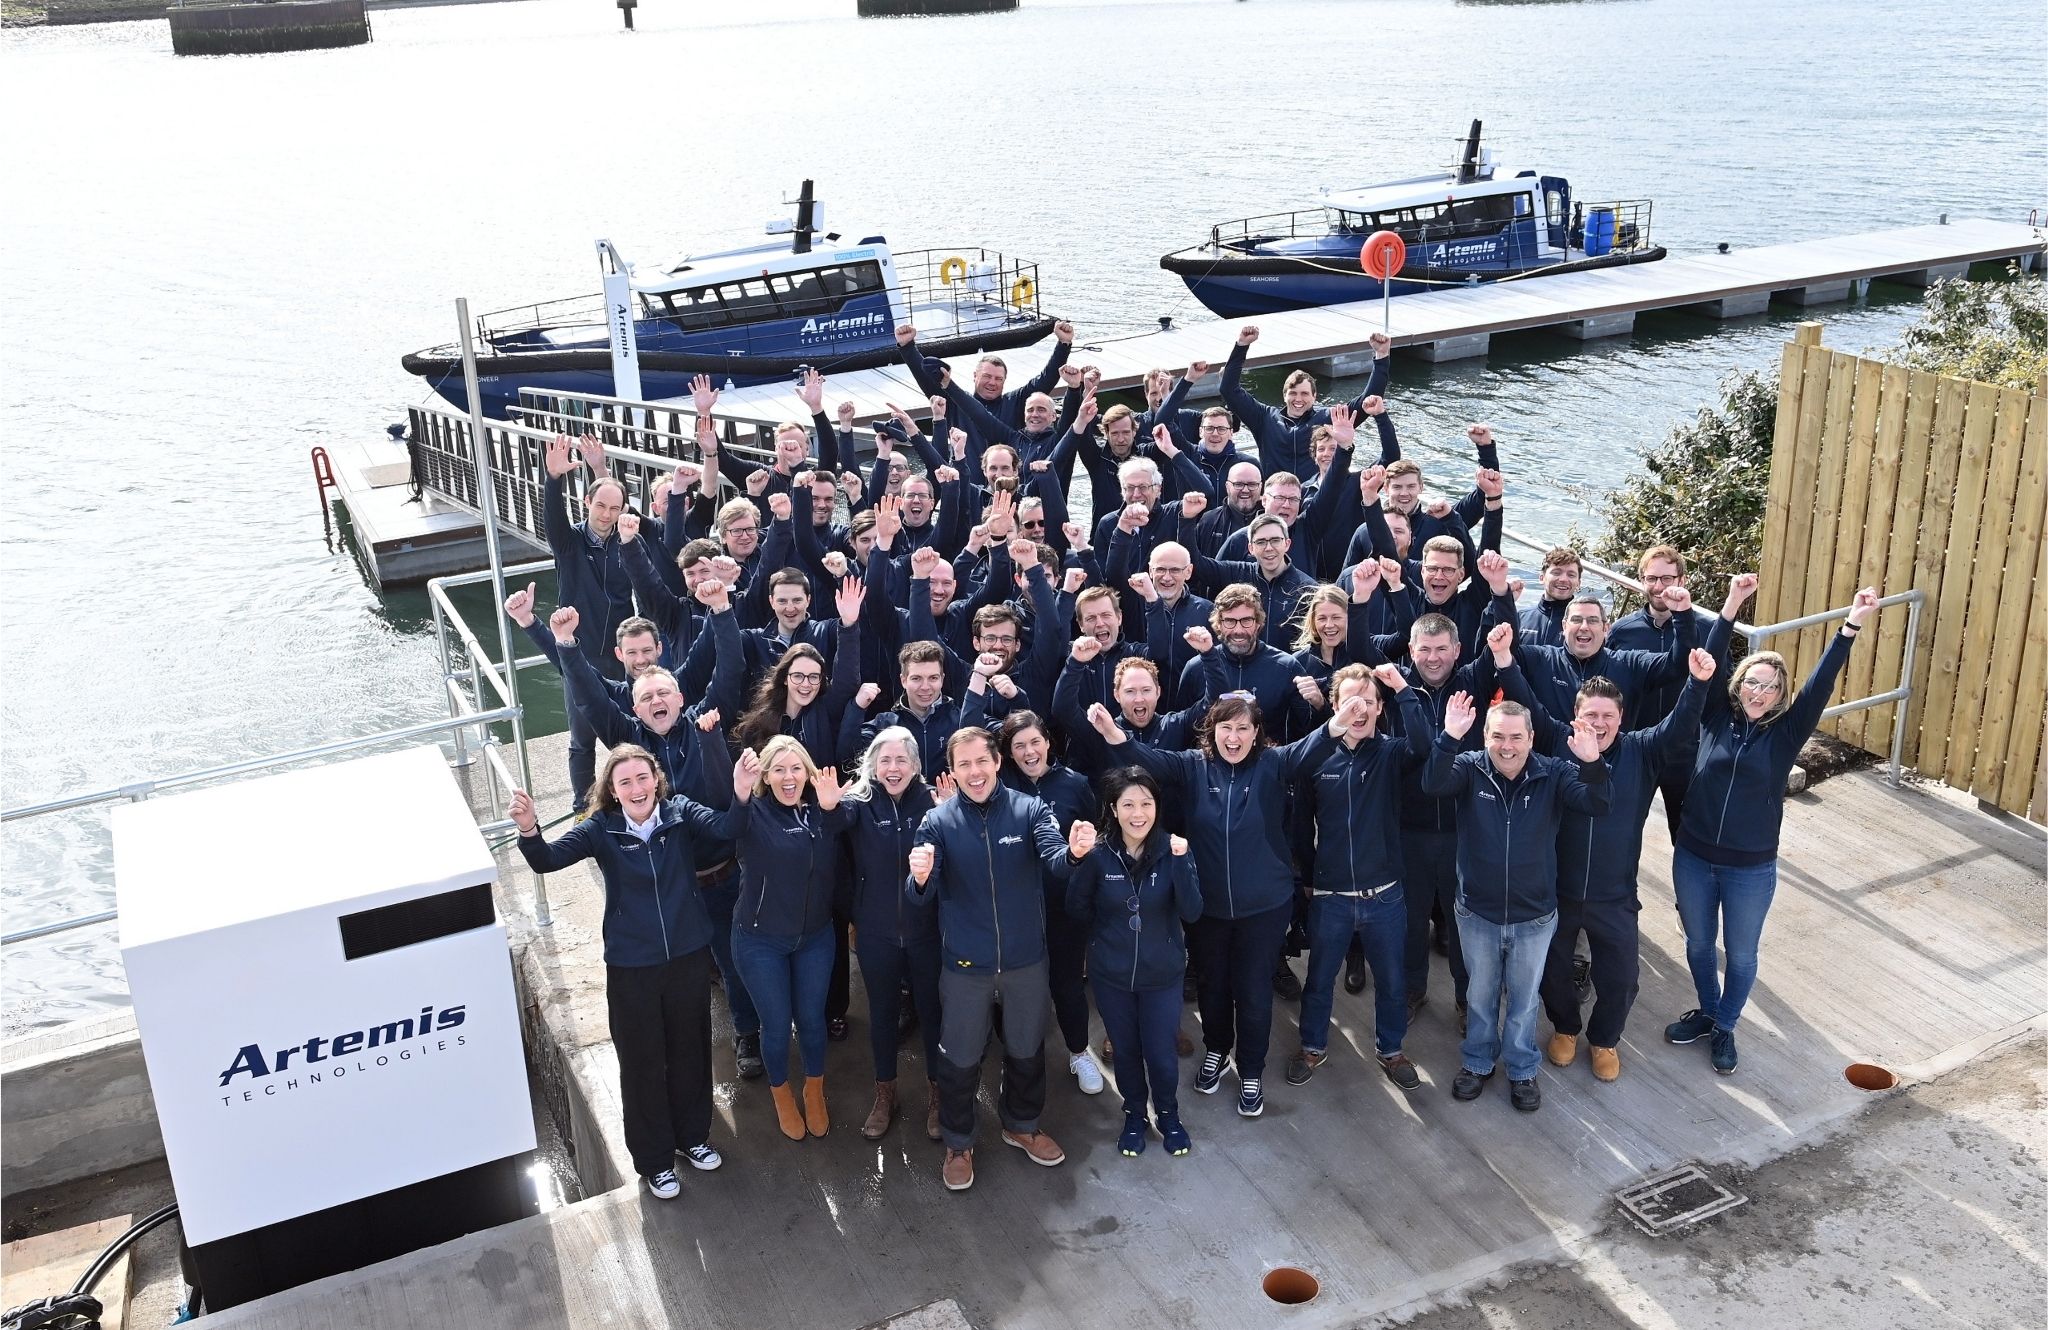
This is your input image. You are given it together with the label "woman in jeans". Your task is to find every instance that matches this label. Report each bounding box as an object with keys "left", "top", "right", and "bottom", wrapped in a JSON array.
[
  {"left": 839, "top": 726, "right": 945, "bottom": 1141},
  {"left": 511, "top": 746, "right": 732, "bottom": 1202},
  {"left": 727, "top": 736, "right": 850, "bottom": 1139},
  {"left": 1066, "top": 766, "right": 1203, "bottom": 1157},
  {"left": 1667, "top": 574, "right": 1879, "bottom": 1075}
]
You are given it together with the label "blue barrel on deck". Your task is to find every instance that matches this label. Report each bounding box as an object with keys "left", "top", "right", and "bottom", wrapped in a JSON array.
[{"left": 1584, "top": 207, "right": 1617, "bottom": 257}]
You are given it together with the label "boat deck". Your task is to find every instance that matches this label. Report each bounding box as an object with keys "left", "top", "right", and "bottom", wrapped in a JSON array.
[
  {"left": 198, "top": 750, "right": 2046, "bottom": 1330},
  {"left": 699, "top": 217, "right": 2044, "bottom": 421}
]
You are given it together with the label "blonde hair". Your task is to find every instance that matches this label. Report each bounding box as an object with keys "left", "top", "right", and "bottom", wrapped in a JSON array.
[
  {"left": 1291, "top": 584, "right": 1351, "bottom": 651},
  {"left": 751, "top": 735, "right": 820, "bottom": 797},
  {"left": 1728, "top": 650, "right": 1792, "bottom": 724}
]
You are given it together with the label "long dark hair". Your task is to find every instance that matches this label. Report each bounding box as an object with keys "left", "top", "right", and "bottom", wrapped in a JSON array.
[
  {"left": 1097, "top": 766, "right": 1168, "bottom": 859},
  {"left": 735, "top": 643, "right": 826, "bottom": 752},
  {"left": 1197, "top": 695, "right": 1269, "bottom": 763}
]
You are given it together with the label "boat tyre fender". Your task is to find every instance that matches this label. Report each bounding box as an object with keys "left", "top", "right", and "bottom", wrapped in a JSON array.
[
  {"left": 939, "top": 256, "right": 969, "bottom": 285},
  {"left": 1009, "top": 276, "right": 1036, "bottom": 308}
]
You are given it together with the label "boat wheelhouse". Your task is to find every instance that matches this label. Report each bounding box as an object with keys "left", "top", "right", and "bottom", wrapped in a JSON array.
[
  {"left": 1160, "top": 122, "right": 1664, "bottom": 318},
  {"left": 404, "top": 182, "right": 1055, "bottom": 418}
]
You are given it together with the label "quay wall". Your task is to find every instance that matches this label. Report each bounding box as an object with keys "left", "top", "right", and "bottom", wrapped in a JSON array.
[{"left": 1, "top": 1011, "right": 163, "bottom": 1197}]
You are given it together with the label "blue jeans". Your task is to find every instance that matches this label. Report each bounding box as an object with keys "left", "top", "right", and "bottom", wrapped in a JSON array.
[
  {"left": 1299, "top": 888, "right": 1409, "bottom": 1057},
  {"left": 699, "top": 864, "right": 758, "bottom": 1037},
  {"left": 1456, "top": 904, "right": 1556, "bottom": 1082},
  {"left": 1093, "top": 980, "right": 1183, "bottom": 1121},
  {"left": 1671, "top": 845, "right": 1778, "bottom": 1031},
  {"left": 731, "top": 924, "right": 834, "bottom": 1087}
]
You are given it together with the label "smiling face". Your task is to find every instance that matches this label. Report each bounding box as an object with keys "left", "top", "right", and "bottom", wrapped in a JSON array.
[
  {"left": 927, "top": 561, "right": 956, "bottom": 612},
  {"left": 1563, "top": 601, "right": 1608, "bottom": 660},
  {"left": 1112, "top": 785, "right": 1157, "bottom": 846},
  {"left": 974, "top": 360, "right": 1007, "bottom": 401},
  {"left": 973, "top": 620, "right": 1020, "bottom": 672},
  {"left": 1224, "top": 463, "right": 1262, "bottom": 513},
  {"left": 1575, "top": 694, "right": 1623, "bottom": 752},
  {"left": 902, "top": 660, "right": 945, "bottom": 713},
  {"left": 1264, "top": 483, "right": 1302, "bottom": 526},
  {"left": 1386, "top": 472, "right": 1422, "bottom": 511},
  {"left": 1333, "top": 674, "right": 1383, "bottom": 739},
  {"left": 722, "top": 512, "right": 761, "bottom": 560},
  {"left": 1311, "top": 599, "right": 1347, "bottom": 647},
  {"left": 1248, "top": 521, "right": 1291, "bottom": 575},
  {"left": 1148, "top": 544, "right": 1191, "bottom": 602},
  {"left": 770, "top": 583, "right": 810, "bottom": 632},
  {"left": 1217, "top": 605, "right": 1262, "bottom": 656},
  {"left": 1737, "top": 662, "right": 1783, "bottom": 720},
  {"left": 1007, "top": 724, "right": 1051, "bottom": 779},
  {"left": 1543, "top": 560, "right": 1583, "bottom": 603},
  {"left": 1312, "top": 433, "right": 1336, "bottom": 471},
  {"left": 901, "top": 478, "right": 934, "bottom": 525},
  {"left": 1121, "top": 469, "right": 1161, "bottom": 507},
  {"left": 1022, "top": 393, "right": 1055, "bottom": 434},
  {"left": 586, "top": 479, "right": 625, "bottom": 538},
  {"left": 1410, "top": 629, "right": 1458, "bottom": 686},
  {"left": 1420, "top": 549, "right": 1464, "bottom": 604},
  {"left": 1114, "top": 664, "right": 1159, "bottom": 726},
  {"left": 982, "top": 446, "right": 1018, "bottom": 484},
  {"left": 810, "top": 480, "right": 837, "bottom": 525},
  {"left": 1484, "top": 711, "right": 1532, "bottom": 779},
  {"left": 949, "top": 734, "right": 1003, "bottom": 802},
  {"left": 1212, "top": 712, "right": 1258, "bottom": 764},
  {"left": 1642, "top": 556, "right": 1684, "bottom": 612},
  {"left": 874, "top": 739, "right": 915, "bottom": 796},
  {"left": 764, "top": 747, "right": 810, "bottom": 806},
  {"left": 783, "top": 654, "right": 824, "bottom": 710},
  {"left": 616, "top": 629, "right": 660, "bottom": 680},
  {"left": 1282, "top": 377, "right": 1316, "bottom": 415},
  {"left": 610, "top": 757, "right": 661, "bottom": 822},
  {"left": 631, "top": 674, "right": 683, "bottom": 735}
]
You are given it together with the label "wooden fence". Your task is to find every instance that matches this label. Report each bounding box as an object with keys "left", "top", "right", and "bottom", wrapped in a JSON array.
[{"left": 1758, "top": 323, "right": 2046, "bottom": 820}]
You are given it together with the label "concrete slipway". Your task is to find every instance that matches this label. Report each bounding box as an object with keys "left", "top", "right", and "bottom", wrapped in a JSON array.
[{"left": 173, "top": 733, "right": 2044, "bottom": 1330}]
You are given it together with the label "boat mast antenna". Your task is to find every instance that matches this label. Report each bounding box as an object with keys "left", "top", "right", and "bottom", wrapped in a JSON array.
[
  {"left": 1457, "top": 120, "right": 1483, "bottom": 185},
  {"left": 792, "top": 180, "right": 817, "bottom": 255}
]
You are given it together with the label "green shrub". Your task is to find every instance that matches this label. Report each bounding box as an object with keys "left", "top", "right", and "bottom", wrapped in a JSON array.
[{"left": 1881, "top": 269, "right": 2048, "bottom": 388}]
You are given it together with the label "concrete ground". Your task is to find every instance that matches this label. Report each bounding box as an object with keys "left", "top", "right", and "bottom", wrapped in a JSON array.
[{"left": 1387, "top": 1030, "right": 2047, "bottom": 1330}]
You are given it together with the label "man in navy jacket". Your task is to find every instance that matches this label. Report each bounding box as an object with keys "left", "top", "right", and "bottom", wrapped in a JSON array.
[
  {"left": 1423, "top": 694, "right": 1610, "bottom": 1113},
  {"left": 1217, "top": 325, "right": 1391, "bottom": 479},
  {"left": 908, "top": 728, "right": 1092, "bottom": 1191},
  {"left": 542, "top": 434, "right": 635, "bottom": 811}
]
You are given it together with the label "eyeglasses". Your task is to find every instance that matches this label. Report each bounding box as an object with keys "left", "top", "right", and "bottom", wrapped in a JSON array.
[
  {"left": 786, "top": 670, "right": 824, "bottom": 685},
  {"left": 1218, "top": 615, "right": 1259, "bottom": 629},
  {"left": 1151, "top": 565, "right": 1189, "bottom": 576},
  {"left": 1201, "top": 424, "right": 1233, "bottom": 433},
  {"left": 1739, "top": 677, "right": 1782, "bottom": 695},
  {"left": 1020, "top": 518, "right": 1046, "bottom": 529},
  {"left": 725, "top": 524, "right": 758, "bottom": 536},
  {"left": 1250, "top": 536, "right": 1287, "bottom": 548},
  {"left": 1227, "top": 480, "right": 1261, "bottom": 490},
  {"left": 1642, "top": 574, "right": 1681, "bottom": 586}
]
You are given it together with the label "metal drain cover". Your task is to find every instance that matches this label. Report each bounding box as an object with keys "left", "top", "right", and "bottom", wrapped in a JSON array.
[{"left": 1615, "top": 1163, "right": 1747, "bottom": 1235}]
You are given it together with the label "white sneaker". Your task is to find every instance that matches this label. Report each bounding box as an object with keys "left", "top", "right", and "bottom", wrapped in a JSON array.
[
  {"left": 645, "top": 1169, "right": 681, "bottom": 1200},
  {"left": 679, "top": 1143, "right": 722, "bottom": 1171},
  {"left": 1069, "top": 1049, "right": 1106, "bottom": 1095}
]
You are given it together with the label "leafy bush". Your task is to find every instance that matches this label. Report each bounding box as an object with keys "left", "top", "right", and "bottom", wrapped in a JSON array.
[{"left": 1881, "top": 269, "right": 2048, "bottom": 388}]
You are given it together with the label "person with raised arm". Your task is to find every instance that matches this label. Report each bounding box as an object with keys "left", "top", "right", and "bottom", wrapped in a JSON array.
[
  {"left": 1606, "top": 544, "right": 1718, "bottom": 835},
  {"left": 1285, "top": 663, "right": 1431, "bottom": 1091},
  {"left": 1191, "top": 457, "right": 1266, "bottom": 557},
  {"left": 1213, "top": 471, "right": 1306, "bottom": 564},
  {"left": 1423, "top": 691, "right": 1612, "bottom": 1114},
  {"left": 1511, "top": 584, "right": 1697, "bottom": 726},
  {"left": 1299, "top": 401, "right": 1398, "bottom": 580},
  {"left": 1494, "top": 642, "right": 1717, "bottom": 1083},
  {"left": 1217, "top": 325, "right": 1390, "bottom": 479},
  {"left": 1516, "top": 548, "right": 1585, "bottom": 649},
  {"left": 1664, "top": 578, "right": 1880, "bottom": 1076},
  {"left": 1065, "top": 767, "right": 1203, "bottom": 1158},
  {"left": 1120, "top": 549, "right": 1215, "bottom": 708},
  {"left": 541, "top": 432, "right": 636, "bottom": 812},
  {"left": 722, "top": 741, "right": 853, "bottom": 1141},
  {"left": 908, "top": 728, "right": 1094, "bottom": 1191},
  {"left": 511, "top": 747, "right": 738, "bottom": 1201},
  {"left": 1055, "top": 626, "right": 1214, "bottom": 778},
  {"left": 838, "top": 639, "right": 970, "bottom": 778},
  {"left": 731, "top": 578, "right": 865, "bottom": 770},
  {"left": 899, "top": 319, "right": 1076, "bottom": 432},
  {"left": 1174, "top": 585, "right": 1316, "bottom": 741},
  {"left": 1193, "top": 513, "right": 1320, "bottom": 654},
  {"left": 1085, "top": 690, "right": 1367, "bottom": 1119}
]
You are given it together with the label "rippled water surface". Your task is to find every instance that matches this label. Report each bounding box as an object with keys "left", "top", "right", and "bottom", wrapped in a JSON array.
[{"left": 2, "top": 0, "right": 2041, "bottom": 1029}]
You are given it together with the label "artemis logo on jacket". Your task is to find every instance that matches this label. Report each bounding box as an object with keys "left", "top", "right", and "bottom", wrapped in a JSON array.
[{"left": 998, "top": 834, "right": 1024, "bottom": 846}]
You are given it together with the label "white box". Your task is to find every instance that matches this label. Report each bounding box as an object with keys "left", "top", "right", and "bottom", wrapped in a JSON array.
[{"left": 116, "top": 747, "right": 535, "bottom": 1247}]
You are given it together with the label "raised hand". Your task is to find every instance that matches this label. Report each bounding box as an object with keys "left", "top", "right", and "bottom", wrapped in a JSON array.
[
  {"left": 1350, "top": 558, "right": 1383, "bottom": 601},
  {"left": 1183, "top": 624, "right": 1215, "bottom": 654},
  {"left": 766, "top": 492, "right": 793, "bottom": 523},
  {"left": 1369, "top": 331, "right": 1391, "bottom": 358},
  {"left": 1487, "top": 621, "right": 1515, "bottom": 665},
  {"left": 1722, "top": 572, "right": 1759, "bottom": 620},
  {"left": 1169, "top": 834, "right": 1189, "bottom": 856},
  {"left": 1467, "top": 423, "right": 1494, "bottom": 451},
  {"left": 986, "top": 488, "right": 1016, "bottom": 541},
  {"left": 1086, "top": 702, "right": 1125, "bottom": 741},
  {"left": 1567, "top": 717, "right": 1604, "bottom": 763},
  {"left": 1294, "top": 674, "right": 1326, "bottom": 710},
  {"left": 855, "top": 681, "right": 882, "bottom": 709},
  {"left": 1663, "top": 584, "right": 1694, "bottom": 615},
  {"left": 1180, "top": 489, "right": 1208, "bottom": 519},
  {"left": 909, "top": 544, "right": 943, "bottom": 579},
  {"left": 973, "top": 651, "right": 1005, "bottom": 680},
  {"left": 1424, "top": 497, "right": 1453, "bottom": 520},
  {"left": 1075, "top": 393, "right": 1099, "bottom": 432},
  {"left": 1846, "top": 586, "right": 1880, "bottom": 629},
  {"left": 1688, "top": 647, "right": 1716, "bottom": 682},
  {"left": 1444, "top": 691, "right": 1476, "bottom": 741},
  {"left": 1360, "top": 395, "right": 1386, "bottom": 417},
  {"left": 932, "top": 772, "right": 957, "bottom": 803},
  {"left": 946, "top": 429, "right": 968, "bottom": 461},
  {"left": 989, "top": 674, "right": 1018, "bottom": 699},
  {"left": 1327, "top": 691, "right": 1370, "bottom": 734},
  {"left": 895, "top": 324, "right": 917, "bottom": 348},
  {"left": 1061, "top": 568, "right": 1088, "bottom": 595},
  {"left": 1126, "top": 571, "right": 1157, "bottom": 602},
  {"left": 908, "top": 843, "right": 936, "bottom": 883},
  {"left": 1067, "top": 819, "right": 1097, "bottom": 859},
  {"left": 549, "top": 605, "right": 579, "bottom": 645},
  {"left": 745, "top": 469, "right": 771, "bottom": 497},
  {"left": 796, "top": 368, "right": 825, "bottom": 414},
  {"left": 934, "top": 464, "right": 960, "bottom": 486},
  {"left": 813, "top": 766, "right": 842, "bottom": 810},
  {"left": 1371, "top": 661, "right": 1407, "bottom": 693},
  {"left": 695, "top": 708, "right": 721, "bottom": 733},
  {"left": 1378, "top": 555, "right": 1405, "bottom": 588},
  {"left": 694, "top": 577, "right": 731, "bottom": 613},
  {"left": 691, "top": 373, "right": 718, "bottom": 416},
  {"left": 509, "top": 789, "right": 538, "bottom": 834},
  {"left": 1055, "top": 320, "right": 1076, "bottom": 344},
  {"left": 617, "top": 510, "right": 641, "bottom": 543},
  {"left": 1186, "top": 359, "right": 1210, "bottom": 381},
  {"left": 545, "top": 435, "right": 577, "bottom": 478},
  {"left": 928, "top": 394, "right": 948, "bottom": 421},
  {"left": 708, "top": 555, "right": 743, "bottom": 587},
  {"left": 1476, "top": 468, "right": 1504, "bottom": 500},
  {"left": 839, "top": 470, "right": 863, "bottom": 503},
  {"left": 835, "top": 577, "right": 863, "bottom": 626},
  {"left": 674, "top": 460, "right": 704, "bottom": 494},
  {"left": 837, "top": 400, "right": 857, "bottom": 427},
  {"left": 1081, "top": 366, "right": 1102, "bottom": 391},
  {"left": 1358, "top": 465, "right": 1386, "bottom": 504},
  {"left": 1058, "top": 364, "right": 1084, "bottom": 390},
  {"left": 1120, "top": 502, "right": 1150, "bottom": 532},
  {"left": 733, "top": 748, "right": 762, "bottom": 800},
  {"left": 873, "top": 494, "right": 903, "bottom": 548},
  {"left": 1237, "top": 324, "right": 1260, "bottom": 347},
  {"left": 820, "top": 552, "right": 849, "bottom": 580},
  {"left": 1062, "top": 521, "right": 1088, "bottom": 551},
  {"left": 1008, "top": 536, "right": 1038, "bottom": 567},
  {"left": 1070, "top": 635, "right": 1103, "bottom": 663},
  {"left": 1327, "top": 402, "right": 1356, "bottom": 449},
  {"left": 505, "top": 581, "right": 538, "bottom": 627},
  {"left": 1476, "top": 550, "right": 1511, "bottom": 594}
]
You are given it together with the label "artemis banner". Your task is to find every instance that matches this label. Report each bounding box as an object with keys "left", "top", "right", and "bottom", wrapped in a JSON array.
[{"left": 597, "top": 238, "right": 643, "bottom": 403}]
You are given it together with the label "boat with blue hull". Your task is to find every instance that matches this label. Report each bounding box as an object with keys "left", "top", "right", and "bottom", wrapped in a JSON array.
[
  {"left": 403, "top": 182, "right": 1055, "bottom": 418},
  {"left": 1160, "top": 122, "right": 1665, "bottom": 318}
]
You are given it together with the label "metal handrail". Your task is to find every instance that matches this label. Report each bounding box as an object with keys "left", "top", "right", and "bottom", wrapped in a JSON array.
[{"left": 1, "top": 708, "right": 524, "bottom": 947}]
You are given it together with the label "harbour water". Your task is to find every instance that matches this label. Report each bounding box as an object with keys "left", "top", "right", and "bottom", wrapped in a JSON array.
[{"left": 1, "top": 0, "right": 2040, "bottom": 1031}]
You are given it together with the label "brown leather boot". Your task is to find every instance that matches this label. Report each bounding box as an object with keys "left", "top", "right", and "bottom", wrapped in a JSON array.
[
  {"left": 861, "top": 1080, "right": 898, "bottom": 1139},
  {"left": 770, "top": 1083, "right": 805, "bottom": 1142},
  {"left": 925, "top": 1079, "right": 943, "bottom": 1142},
  {"left": 803, "top": 1075, "right": 829, "bottom": 1137}
]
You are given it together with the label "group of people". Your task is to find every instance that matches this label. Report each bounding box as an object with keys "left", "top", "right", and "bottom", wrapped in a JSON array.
[{"left": 504, "top": 320, "right": 1883, "bottom": 1200}]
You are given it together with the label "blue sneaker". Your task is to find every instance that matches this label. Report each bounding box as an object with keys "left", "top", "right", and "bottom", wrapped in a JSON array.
[
  {"left": 1194, "top": 1051, "right": 1231, "bottom": 1095},
  {"left": 1157, "top": 1112, "right": 1191, "bottom": 1156},
  {"left": 1665, "top": 1009, "right": 1715, "bottom": 1044},
  {"left": 1236, "top": 1078, "right": 1265, "bottom": 1118},
  {"left": 1710, "top": 1026, "right": 1738, "bottom": 1075},
  {"left": 1117, "top": 1112, "right": 1147, "bottom": 1157}
]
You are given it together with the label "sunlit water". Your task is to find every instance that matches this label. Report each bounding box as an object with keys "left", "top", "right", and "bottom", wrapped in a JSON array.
[{"left": 2, "top": 0, "right": 2040, "bottom": 1030}]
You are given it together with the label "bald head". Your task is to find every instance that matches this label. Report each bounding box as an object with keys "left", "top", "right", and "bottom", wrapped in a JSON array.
[
  {"left": 1148, "top": 540, "right": 1193, "bottom": 601},
  {"left": 1225, "top": 461, "right": 1262, "bottom": 513}
]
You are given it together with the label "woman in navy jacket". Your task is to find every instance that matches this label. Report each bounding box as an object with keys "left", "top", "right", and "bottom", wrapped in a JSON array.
[
  {"left": 512, "top": 746, "right": 735, "bottom": 1202},
  {"left": 725, "top": 736, "right": 853, "bottom": 1141},
  {"left": 1666, "top": 576, "right": 1879, "bottom": 1075},
  {"left": 1084, "top": 691, "right": 1363, "bottom": 1119},
  {"left": 997, "top": 711, "right": 1107, "bottom": 1098},
  {"left": 839, "top": 726, "right": 944, "bottom": 1142},
  {"left": 1066, "top": 767, "right": 1203, "bottom": 1158}
]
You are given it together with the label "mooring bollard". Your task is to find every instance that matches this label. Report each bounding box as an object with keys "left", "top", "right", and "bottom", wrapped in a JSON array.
[{"left": 619, "top": 0, "right": 636, "bottom": 30}]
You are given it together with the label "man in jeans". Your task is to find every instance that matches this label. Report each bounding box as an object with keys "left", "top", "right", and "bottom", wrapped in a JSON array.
[
  {"left": 907, "top": 729, "right": 1094, "bottom": 1191},
  {"left": 1423, "top": 697, "right": 1609, "bottom": 1111}
]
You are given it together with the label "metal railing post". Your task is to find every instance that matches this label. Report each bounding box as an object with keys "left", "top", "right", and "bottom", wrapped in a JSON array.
[
  {"left": 431, "top": 591, "right": 468, "bottom": 768},
  {"left": 1890, "top": 593, "right": 1923, "bottom": 787}
]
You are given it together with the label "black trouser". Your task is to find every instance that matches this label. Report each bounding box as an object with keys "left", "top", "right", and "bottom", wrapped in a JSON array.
[
  {"left": 1658, "top": 765, "right": 1692, "bottom": 842},
  {"left": 1540, "top": 896, "right": 1641, "bottom": 1048},
  {"left": 855, "top": 930, "right": 943, "bottom": 1081},
  {"left": 1044, "top": 893, "right": 1093, "bottom": 1057},
  {"left": 827, "top": 914, "right": 851, "bottom": 1022},
  {"left": 606, "top": 949, "right": 712, "bottom": 1179},
  {"left": 1400, "top": 827, "right": 1467, "bottom": 1005},
  {"left": 1187, "top": 900, "right": 1292, "bottom": 1081}
]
